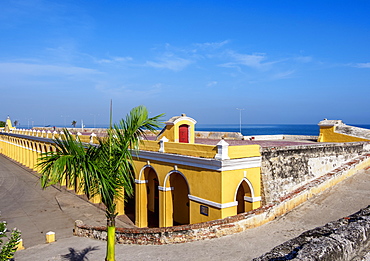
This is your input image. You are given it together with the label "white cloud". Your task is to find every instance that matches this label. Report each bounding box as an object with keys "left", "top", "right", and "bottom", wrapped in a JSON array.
[
  {"left": 354, "top": 62, "right": 370, "bottom": 68},
  {"left": 0, "top": 62, "right": 100, "bottom": 76},
  {"left": 146, "top": 55, "right": 192, "bottom": 71},
  {"left": 95, "top": 82, "right": 162, "bottom": 99},
  {"left": 194, "top": 40, "right": 230, "bottom": 49},
  {"left": 272, "top": 70, "right": 296, "bottom": 80},
  {"left": 96, "top": 56, "right": 133, "bottom": 64},
  {"left": 294, "top": 56, "right": 313, "bottom": 63},
  {"left": 220, "top": 51, "right": 277, "bottom": 70},
  {"left": 207, "top": 81, "right": 218, "bottom": 87}
]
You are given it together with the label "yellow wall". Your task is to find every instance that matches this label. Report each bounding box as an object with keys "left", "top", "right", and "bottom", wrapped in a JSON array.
[
  {"left": 1, "top": 133, "right": 262, "bottom": 228},
  {"left": 318, "top": 126, "right": 369, "bottom": 143},
  {"left": 228, "top": 145, "right": 260, "bottom": 159},
  {"left": 162, "top": 142, "right": 217, "bottom": 158}
]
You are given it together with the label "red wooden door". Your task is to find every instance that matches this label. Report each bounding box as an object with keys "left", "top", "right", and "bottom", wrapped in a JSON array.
[{"left": 179, "top": 124, "right": 189, "bottom": 143}]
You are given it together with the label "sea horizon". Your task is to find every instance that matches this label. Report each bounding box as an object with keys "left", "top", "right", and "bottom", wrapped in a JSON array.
[{"left": 21, "top": 123, "right": 370, "bottom": 137}]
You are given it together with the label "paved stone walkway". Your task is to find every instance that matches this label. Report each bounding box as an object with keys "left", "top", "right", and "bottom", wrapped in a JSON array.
[
  {"left": 0, "top": 155, "right": 134, "bottom": 248},
  {"left": 1, "top": 154, "right": 368, "bottom": 260}
]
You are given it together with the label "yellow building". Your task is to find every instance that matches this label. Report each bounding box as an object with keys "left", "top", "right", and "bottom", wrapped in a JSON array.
[
  {"left": 0, "top": 114, "right": 262, "bottom": 228},
  {"left": 133, "top": 114, "right": 262, "bottom": 227}
]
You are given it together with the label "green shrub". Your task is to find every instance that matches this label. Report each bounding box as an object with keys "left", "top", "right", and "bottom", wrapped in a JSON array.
[{"left": 0, "top": 218, "right": 21, "bottom": 261}]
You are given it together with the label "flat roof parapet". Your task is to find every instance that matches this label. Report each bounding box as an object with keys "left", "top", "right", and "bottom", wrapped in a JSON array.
[{"left": 318, "top": 119, "right": 344, "bottom": 127}]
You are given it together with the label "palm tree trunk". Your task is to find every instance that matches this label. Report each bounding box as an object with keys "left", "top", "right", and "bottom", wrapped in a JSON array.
[
  {"left": 105, "top": 215, "right": 116, "bottom": 261},
  {"left": 105, "top": 226, "right": 116, "bottom": 261}
]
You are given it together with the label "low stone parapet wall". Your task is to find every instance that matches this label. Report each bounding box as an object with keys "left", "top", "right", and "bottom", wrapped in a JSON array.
[
  {"left": 244, "top": 135, "right": 318, "bottom": 141},
  {"left": 253, "top": 205, "right": 370, "bottom": 261},
  {"left": 195, "top": 131, "right": 243, "bottom": 140},
  {"left": 261, "top": 142, "right": 370, "bottom": 205},
  {"left": 74, "top": 153, "right": 370, "bottom": 245}
]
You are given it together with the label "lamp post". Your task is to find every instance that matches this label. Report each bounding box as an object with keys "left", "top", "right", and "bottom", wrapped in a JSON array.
[
  {"left": 61, "top": 115, "right": 69, "bottom": 127},
  {"left": 236, "top": 108, "right": 244, "bottom": 134},
  {"left": 26, "top": 118, "right": 32, "bottom": 129},
  {"left": 90, "top": 114, "right": 100, "bottom": 128}
]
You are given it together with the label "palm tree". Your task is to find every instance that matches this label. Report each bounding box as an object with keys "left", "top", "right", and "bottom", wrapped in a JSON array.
[
  {"left": 37, "top": 106, "right": 163, "bottom": 261},
  {"left": 71, "top": 120, "right": 77, "bottom": 127}
]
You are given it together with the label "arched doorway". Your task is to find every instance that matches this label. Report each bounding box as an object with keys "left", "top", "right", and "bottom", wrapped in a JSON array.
[
  {"left": 179, "top": 124, "right": 189, "bottom": 143},
  {"left": 236, "top": 180, "right": 253, "bottom": 214},
  {"left": 169, "top": 172, "right": 190, "bottom": 225},
  {"left": 145, "top": 168, "right": 159, "bottom": 227}
]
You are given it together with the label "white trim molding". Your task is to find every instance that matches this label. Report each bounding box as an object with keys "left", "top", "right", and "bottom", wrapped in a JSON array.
[
  {"left": 188, "top": 194, "right": 238, "bottom": 209},
  {"left": 135, "top": 179, "right": 148, "bottom": 184},
  {"left": 158, "top": 186, "right": 174, "bottom": 191},
  {"left": 135, "top": 150, "right": 261, "bottom": 171},
  {"left": 244, "top": 196, "right": 261, "bottom": 202}
]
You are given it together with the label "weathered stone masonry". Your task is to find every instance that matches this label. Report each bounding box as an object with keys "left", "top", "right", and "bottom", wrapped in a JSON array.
[
  {"left": 260, "top": 142, "right": 370, "bottom": 205},
  {"left": 253, "top": 205, "right": 370, "bottom": 261}
]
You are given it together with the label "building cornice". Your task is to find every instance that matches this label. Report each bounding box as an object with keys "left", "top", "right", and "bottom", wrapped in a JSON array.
[{"left": 134, "top": 150, "right": 261, "bottom": 171}]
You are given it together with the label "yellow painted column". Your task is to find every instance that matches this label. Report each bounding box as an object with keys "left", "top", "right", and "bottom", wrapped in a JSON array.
[
  {"left": 19, "top": 139, "right": 25, "bottom": 165},
  {"left": 16, "top": 139, "right": 22, "bottom": 163},
  {"left": 159, "top": 187, "right": 173, "bottom": 228},
  {"left": 11, "top": 138, "right": 16, "bottom": 161},
  {"left": 60, "top": 173, "right": 67, "bottom": 186},
  {"left": 18, "top": 140, "right": 23, "bottom": 164},
  {"left": 135, "top": 181, "right": 148, "bottom": 228},
  {"left": 6, "top": 136, "right": 10, "bottom": 157},
  {"left": 75, "top": 177, "right": 84, "bottom": 195},
  {"left": 4, "top": 137, "right": 8, "bottom": 156},
  {"left": 7, "top": 137, "right": 11, "bottom": 157},
  {"left": 89, "top": 194, "right": 101, "bottom": 204},
  {"left": 12, "top": 138, "right": 16, "bottom": 160},
  {"left": 66, "top": 176, "right": 74, "bottom": 190},
  {"left": 32, "top": 142, "right": 40, "bottom": 172},
  {"left": 26, "top": 142, "right": 32, "bottom": 169},
  {"left": 9, "top": 138, "right": 14, "bottom": 159},
  {"left": 115, "top": 188, "right": 125, "bottom": 216},
  {"left": 13, "top": 139, "right": 19, "bottom": 162},
  {"left": 29, "top": 142, "right": 35, "bottom": 170}
]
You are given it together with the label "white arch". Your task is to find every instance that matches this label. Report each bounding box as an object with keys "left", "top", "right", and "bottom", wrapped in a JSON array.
[
  {"left": 163, "top": 170, "right": 191, "bottom": 194},
  {"left": 137, "top": 164, "right": 159, "bottom": 184},
  {"left": 234, "top": 177, "right": 255, "bottom": 201}
]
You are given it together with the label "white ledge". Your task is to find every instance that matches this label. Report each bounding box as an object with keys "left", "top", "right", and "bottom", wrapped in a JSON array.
[
  {"left": 188, "top": 195, "right": 238, "bottom": 209},
  {"left": 244, "top": 196, "right": 261, "bottom": 202},
  {"left": 135, "top": 179, "right": 148, "bottom": 184},
  {"left": 158, "top": 186, "right": 174, "bottom": 191}
]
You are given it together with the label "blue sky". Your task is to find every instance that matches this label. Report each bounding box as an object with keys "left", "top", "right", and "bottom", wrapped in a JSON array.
[{"left": 1, "top": 0, "right": 370, "bottom": 127}]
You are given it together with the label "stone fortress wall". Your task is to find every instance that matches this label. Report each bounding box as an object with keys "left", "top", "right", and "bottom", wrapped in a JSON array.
[
  {"left": 253, "top": 205, "right": 370, "bottom": 261},
  {"left": 2, "top": 119, "right": 370, "bottom": 250},
  {"left": 261, "top": 142, "right": 370, "bottom": 205}
]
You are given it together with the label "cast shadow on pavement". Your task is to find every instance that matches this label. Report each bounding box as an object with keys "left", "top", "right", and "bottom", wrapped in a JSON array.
[{"left": 61, "top": 246, "right": 100, "bottom": 261}]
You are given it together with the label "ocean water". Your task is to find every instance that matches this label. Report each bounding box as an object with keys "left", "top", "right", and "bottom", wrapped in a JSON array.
[
  {"left": 195, "top": 124, "right": 370, "bottom": 137},
  {"left": 39, "top": 123, "right": 370, "bottom": 137}
]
